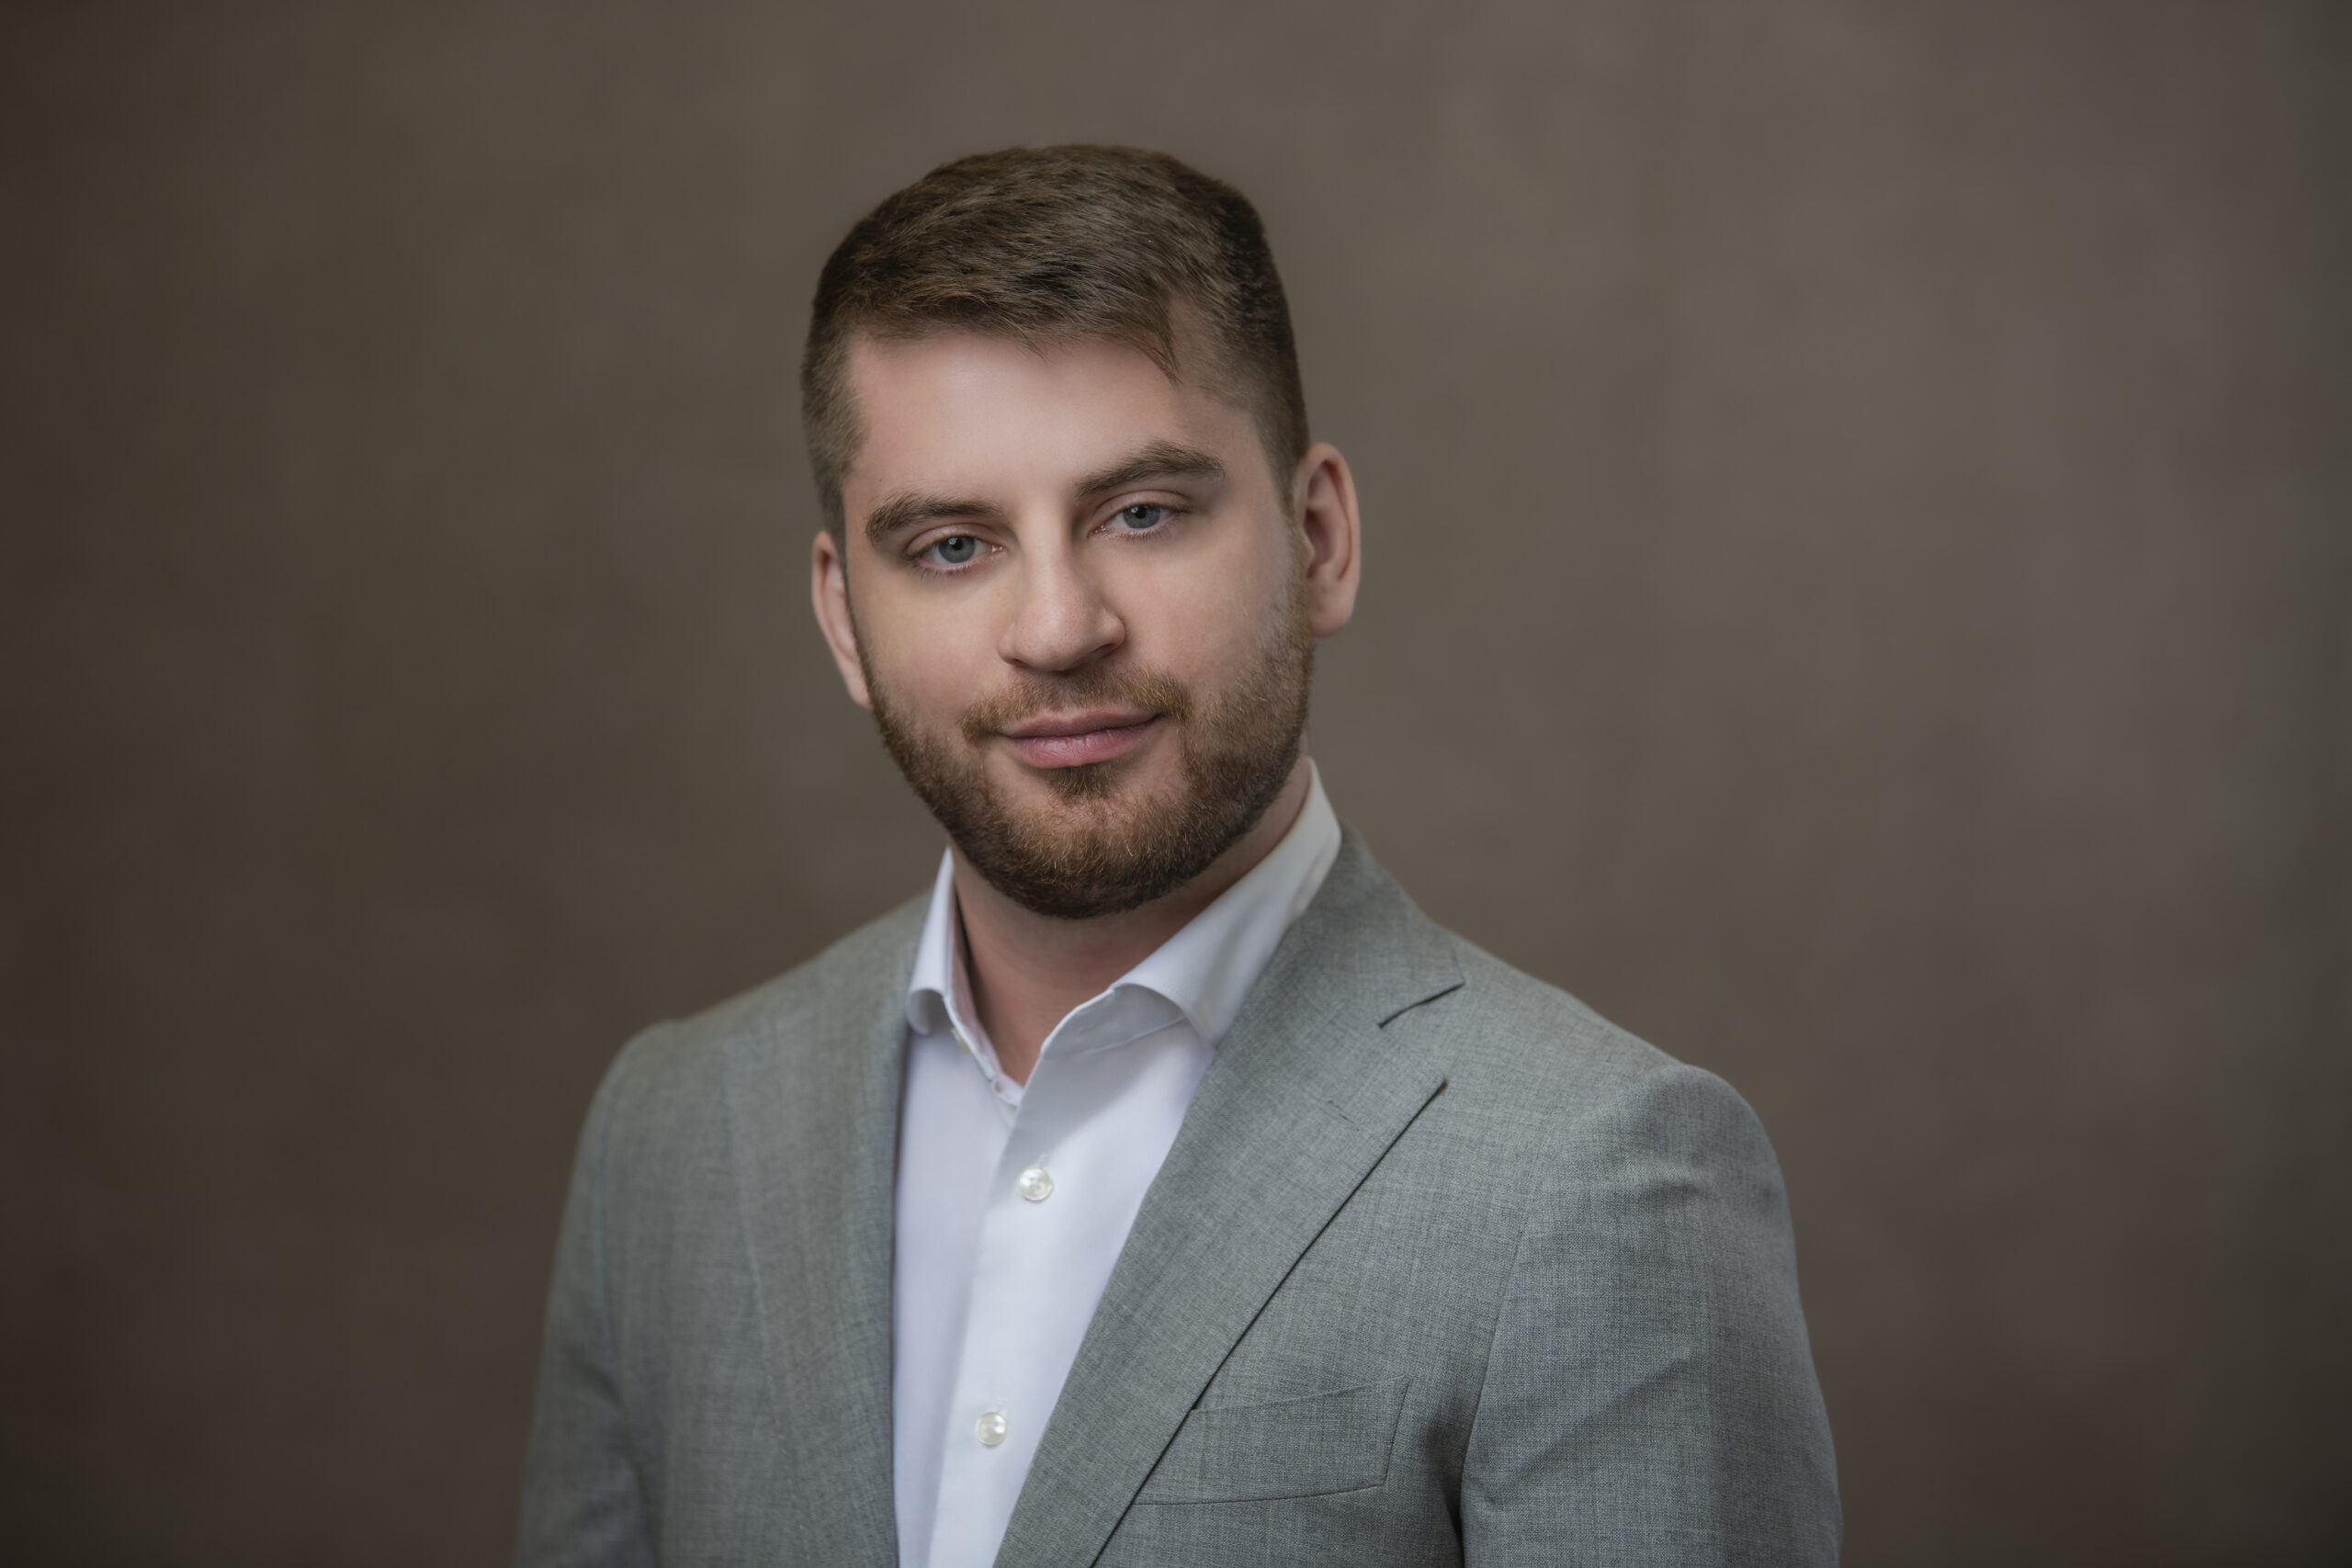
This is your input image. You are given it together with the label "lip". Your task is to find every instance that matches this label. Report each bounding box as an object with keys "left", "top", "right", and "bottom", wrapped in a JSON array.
[{"left": 999, "top": 707, "right": 1160, "bottom": 769}]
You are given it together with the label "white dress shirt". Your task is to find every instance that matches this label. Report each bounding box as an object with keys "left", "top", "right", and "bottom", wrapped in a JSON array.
[{"left": 890, "top": 765, "right": 1341, "bottom": 1568}]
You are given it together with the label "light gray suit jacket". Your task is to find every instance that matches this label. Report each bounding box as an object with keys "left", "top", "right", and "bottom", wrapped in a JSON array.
[{"left": 514, "top": 831, "right": 1839, "bottom": 1566}]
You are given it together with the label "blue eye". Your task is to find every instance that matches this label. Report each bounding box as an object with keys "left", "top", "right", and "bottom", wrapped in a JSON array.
[
  {"left": 926, "top": 535, "right": 979, "bottom": 566},
  {"left": 1113, "top": 503, "right": 1168, "bottom": 531}
]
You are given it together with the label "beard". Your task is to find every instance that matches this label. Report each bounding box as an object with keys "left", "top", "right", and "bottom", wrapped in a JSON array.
[{"left": 863, "top": 593, "right": 1313, "bottom": 920}]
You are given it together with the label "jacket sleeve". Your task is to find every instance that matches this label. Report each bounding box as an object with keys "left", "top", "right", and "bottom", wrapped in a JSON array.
[
  {"left": 513, "top": 1038, "right": 660, "bottom": 1568},
  {"left": 1460, "top": 1063, "right": 1841, "bottom": 1566}
]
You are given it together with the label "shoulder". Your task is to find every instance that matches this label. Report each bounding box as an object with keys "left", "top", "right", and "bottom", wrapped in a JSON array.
[
  {"left": 1411, "top": 925, "right": 1786, "bottom": 1201},
  {"left": 1312, "top": 829, "right": 1778, "bottom": 1179},
  {"left": 1439, "top": 931, "right": 1671, "bottom": 1089},
  {"left": 586, "top": 890, "right": 928, "bottom": 1140}
]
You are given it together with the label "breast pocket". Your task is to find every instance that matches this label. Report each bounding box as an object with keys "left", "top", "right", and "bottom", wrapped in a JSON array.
[{"left": 1135, "top": 1377, "right": 1412, "bottom": 1505}]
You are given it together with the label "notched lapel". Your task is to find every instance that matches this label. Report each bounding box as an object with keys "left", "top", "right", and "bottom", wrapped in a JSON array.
[
  {"left": 995, "top": 834, "right": 1464, "bottom": 1568},
  {"left": 721, "top": 912, "right": 919, "bottom": 1568}
]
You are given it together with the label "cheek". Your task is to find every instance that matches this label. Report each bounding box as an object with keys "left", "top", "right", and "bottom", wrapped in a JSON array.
[
  {"left": 854, "top": 582, "right": 992, "bottom": 719},
  {"left": 1127, "top": 534, "right": 1295, "bottom": 672}
]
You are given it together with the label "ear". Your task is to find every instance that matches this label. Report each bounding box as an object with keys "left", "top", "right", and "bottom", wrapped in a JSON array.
[
  {"left": 809, "top": 527, "right": 874, "bottom": 710},
  {"left": 1292, "top": 443, "right": 1362, "bottom": 637}
]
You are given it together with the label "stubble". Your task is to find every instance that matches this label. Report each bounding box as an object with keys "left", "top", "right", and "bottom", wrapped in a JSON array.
[{"left": 863, "top": 592, "right": 1313, "bottom": 919}]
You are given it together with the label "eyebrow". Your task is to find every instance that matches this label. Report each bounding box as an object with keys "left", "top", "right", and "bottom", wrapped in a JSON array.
[
  {"left": 860, "top": 440, "right": 1227, "bottom": 548},
  {"left": 1072, "top": 441, "right": 1226, "bottom": 500},
  {"left": 863, "top": 491, "right": 1001, "bottom": 547}
]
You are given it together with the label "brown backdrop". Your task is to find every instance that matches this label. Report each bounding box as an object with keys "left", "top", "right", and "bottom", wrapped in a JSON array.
[{"left": 4, "top": 3, "right": 2346, "bottom": 1563}]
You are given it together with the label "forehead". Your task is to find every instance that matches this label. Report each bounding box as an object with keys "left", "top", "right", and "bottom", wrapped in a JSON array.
[{"left": 840, "top": 331, "right": 1257, "bottom": 500}]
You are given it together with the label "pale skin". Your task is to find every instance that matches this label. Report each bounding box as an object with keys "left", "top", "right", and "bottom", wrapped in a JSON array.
[{"left": 810, "top": 331, "right": 1362, "bottom": 1084}]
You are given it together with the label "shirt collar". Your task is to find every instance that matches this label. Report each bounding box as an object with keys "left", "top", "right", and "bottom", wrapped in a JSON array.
[
  {"left": 1119, "top": 763, "right": 1340, "bottom": 1046},
  {"left": 904, "top": 762, "right": 1341, "bottom": 1063},
  {"left": 904, "top": 849, "right": 967, "bottom": 1040}
]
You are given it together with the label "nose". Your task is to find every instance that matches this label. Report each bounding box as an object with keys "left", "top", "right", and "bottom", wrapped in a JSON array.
[{"left": 997, "top": 538, "right": 1125, "bottom": 673}]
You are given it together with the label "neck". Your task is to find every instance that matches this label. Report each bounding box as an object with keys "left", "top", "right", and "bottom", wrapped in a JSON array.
[{"left": 952, "top": 755, "right": 1313, "bottom": 1086}]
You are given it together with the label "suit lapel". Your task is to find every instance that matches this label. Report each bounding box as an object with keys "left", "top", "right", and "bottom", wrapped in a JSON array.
[
  {"left": 994, "top": 834, "right": 1464, "bottom": 1568},
  {"left": 722, "top": 904, "right": 922, "bottom": 1568}
]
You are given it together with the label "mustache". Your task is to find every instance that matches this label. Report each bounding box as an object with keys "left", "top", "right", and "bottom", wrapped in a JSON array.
[{"left": 959, "top": 666, "right": 1193, "bottom": 746}]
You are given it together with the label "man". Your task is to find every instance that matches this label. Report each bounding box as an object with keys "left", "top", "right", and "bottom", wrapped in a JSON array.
[{"left": 515, "top": 145, "right": 1838, "bottom": 1567}]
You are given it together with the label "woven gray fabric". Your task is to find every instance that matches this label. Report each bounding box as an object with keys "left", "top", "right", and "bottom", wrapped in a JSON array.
[{"left": 514, "top": 829, "right": 1840, "bottom": 1566}]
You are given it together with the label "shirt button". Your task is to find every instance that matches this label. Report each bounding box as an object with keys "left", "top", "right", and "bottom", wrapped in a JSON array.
[
  {"left": 1015, "top": 1166, "right": 1055, "bottom": 1202},
  {"left": 976, "top": 1410, "right": 1009, "bottom": 1447}
]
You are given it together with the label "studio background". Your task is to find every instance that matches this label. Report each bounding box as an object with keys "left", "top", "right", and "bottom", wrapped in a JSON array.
[{"left": 4, "top": 3, "right": 2345, "bottom": 1564}]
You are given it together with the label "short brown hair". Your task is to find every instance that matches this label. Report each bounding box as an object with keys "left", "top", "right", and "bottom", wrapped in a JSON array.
[{"left": 800, "top": 144, "right": 1309, "bottom": 531}]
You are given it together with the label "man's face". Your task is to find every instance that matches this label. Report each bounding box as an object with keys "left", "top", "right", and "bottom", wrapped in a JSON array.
[{"left": 811, "top": 330, "right": 1353, "bottom": 919}]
